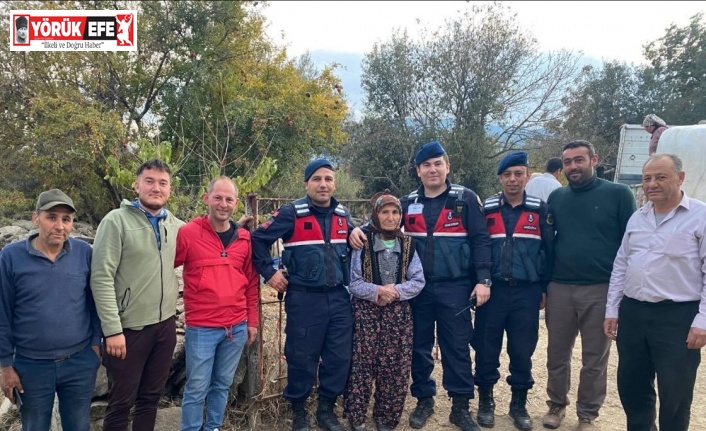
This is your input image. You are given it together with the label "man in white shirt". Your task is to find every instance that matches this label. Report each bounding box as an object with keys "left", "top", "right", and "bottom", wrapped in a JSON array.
[
  {"left": 604, "top": 154, "right": 706, "bottom": 431},
  {"left": 525, "top": 158, "right": 562, "bottom": 202}
]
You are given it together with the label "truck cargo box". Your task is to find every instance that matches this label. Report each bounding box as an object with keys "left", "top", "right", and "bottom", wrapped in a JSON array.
[
  {"left": 655, "top": 124, "right": 706, "bottom": 202},
  {"left": 614, "top": 124, "right": 651, "bottom": 185}
]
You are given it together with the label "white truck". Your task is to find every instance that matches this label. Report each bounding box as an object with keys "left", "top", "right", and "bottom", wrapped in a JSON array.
[
  {"left": 613, "top": 124, "right": 651, "bottom": 186},
  {"left": 614, "top": 123, "right": 706, "bottom": 203}
]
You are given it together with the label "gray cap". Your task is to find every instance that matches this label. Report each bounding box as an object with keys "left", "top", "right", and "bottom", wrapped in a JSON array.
[{"left": 36, "top": 189, "right": 76, "bottom": 212}]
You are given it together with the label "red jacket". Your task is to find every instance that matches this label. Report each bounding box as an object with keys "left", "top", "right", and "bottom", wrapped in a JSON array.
[{"left": 175, "top": 215, "right": 259, "bottom": 328}]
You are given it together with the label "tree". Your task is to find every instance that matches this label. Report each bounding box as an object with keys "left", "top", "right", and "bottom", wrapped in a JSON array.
[
  {"left": 644, "top": 13, "right": 706, "bottom": 124},
  {"left": 0, "top": 1, "right": 350, "bottom": 222},
  {"left": 541, "top": 61, "right": 666, "bottom": 170},
  {"left": 342, "top": 2, "right": 580, "bottom": 198}
]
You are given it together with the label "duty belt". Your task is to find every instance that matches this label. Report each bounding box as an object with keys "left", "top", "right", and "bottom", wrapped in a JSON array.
[{"left": 287, "top": 284, "right": 345, "bottom": 293}]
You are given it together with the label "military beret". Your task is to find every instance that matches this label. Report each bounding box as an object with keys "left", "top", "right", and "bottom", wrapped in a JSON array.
[
  {"left": 497, "top": 151, "right": 529, "bottom": 175},
  {"left": 414, "top": 140, "right": 446, "bottom": 166},
  {"left": 304, "top": 158, "right": 335, "bottom": 181}
]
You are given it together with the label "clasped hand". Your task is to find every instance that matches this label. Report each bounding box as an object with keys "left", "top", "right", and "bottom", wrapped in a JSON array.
[{"left": 377, "top": 284, "right": 399, "bottom": 306}]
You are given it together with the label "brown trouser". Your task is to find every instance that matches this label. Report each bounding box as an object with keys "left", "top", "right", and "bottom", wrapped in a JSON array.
[
  {"left": 545, "top": 282, "right": 610, "bottom": 421},
  {"left": 102, "top": 316, "right": 177, "bottom": 431}
]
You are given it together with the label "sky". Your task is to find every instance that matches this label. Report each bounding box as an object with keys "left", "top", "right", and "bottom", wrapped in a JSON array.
[{"left": 260, "top": 1, "right": 705, "bottom": 110}]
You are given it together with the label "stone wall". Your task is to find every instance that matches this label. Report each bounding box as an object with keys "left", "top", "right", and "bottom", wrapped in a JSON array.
[{"left": 0, "top": 221, "right": 259, "bottom": 430}]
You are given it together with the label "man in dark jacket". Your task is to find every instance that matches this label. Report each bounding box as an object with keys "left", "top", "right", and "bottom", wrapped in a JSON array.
[
  {"left": 0, "top": 189, "right": 101, "bottom": 431},
  {"left": 252, "top": 159, "right": 353, "bottom": 431},
  {"left": 350, "top": 141, "right": 493, "bottom": 431},
  {"left": 472, "top": 152, "right": 554, "bottom": 430}
]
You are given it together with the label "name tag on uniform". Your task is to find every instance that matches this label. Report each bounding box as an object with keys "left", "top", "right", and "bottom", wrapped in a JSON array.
[{"left": 408, "top": 203, "right": 424, "bottom": 215}]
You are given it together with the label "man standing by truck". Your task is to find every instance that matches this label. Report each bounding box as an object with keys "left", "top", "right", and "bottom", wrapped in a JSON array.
[
  {"left": 543, "top": 141, "right": 636, "bottom": 431},
  {"left": 605, "top": 154, "right": 706, "bottom": 431}
]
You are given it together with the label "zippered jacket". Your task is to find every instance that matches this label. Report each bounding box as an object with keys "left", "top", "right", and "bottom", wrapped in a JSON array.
[
  {"left": 90, "top": 200, "right": 184, "bottom": 336},
  {"left": 175, "top": 215, "right": 259, "bottom": 328}
]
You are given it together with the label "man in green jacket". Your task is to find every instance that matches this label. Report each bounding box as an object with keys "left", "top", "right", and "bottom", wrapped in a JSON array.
[
  {"left": 91, "top": 159, "right": 184, "bottom": 431},
  {"left": 542, "top": 141, "right": 636, "bottom": 431}
]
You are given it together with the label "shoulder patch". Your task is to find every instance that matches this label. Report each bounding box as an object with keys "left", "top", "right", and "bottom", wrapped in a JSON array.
[
  {"left": 546, "top": 213, "right": 553, "bottom": 226},
  {"left": 259, "top": 218, "right": 274, "bottom": 230}
]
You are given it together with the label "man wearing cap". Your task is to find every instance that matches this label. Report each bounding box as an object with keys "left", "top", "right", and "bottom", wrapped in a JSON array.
[
  {"left": 91, "top": 159, "right": 184, "bottom": 431},
  {"left": 350, "top": 140, "right": 492, "bottom": 431},
  {"left": 542, "top": 141, "right": 636, "bottom": 431},
  {"left": 15, "top": 16, "right": 28, "bottom": 44},
  {"left": 0, "top": 189, "right": 101, "bottom": 430},
  {"left": 471, "top": 152, "right": 554, "bottom": 430},
  {"left": 252, "top": 159, "right": 354, "bottom": 431}
]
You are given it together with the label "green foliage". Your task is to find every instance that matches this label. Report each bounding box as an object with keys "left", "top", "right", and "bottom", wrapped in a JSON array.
[
  {"left": 644, "top": 13, "right": 706, "bottom": 124},
  {"left": 343, "top": 2, "right": 579, "bottom": 198},
  {"left": 187, "top": 157, "right": 279, "bottom": 220},
  {"left": 104, "top": 139, "right": 190, "bottom": 218},
  {"left": 544, "top": 13, "right": 706, "bottom": 171},
  {"left": 0, "top": 0, "right": 351, "bottom": 225},
  {"left": 0, "top": 190, "right": 33, "bottom": 218},
  {"left": 542, "top": 61, "right": 659, "bottom": 168}
]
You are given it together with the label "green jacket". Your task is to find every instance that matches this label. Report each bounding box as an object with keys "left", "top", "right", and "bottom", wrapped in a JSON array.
[{"left": 90, "top": 200, "right": 184, "bottom": 336}]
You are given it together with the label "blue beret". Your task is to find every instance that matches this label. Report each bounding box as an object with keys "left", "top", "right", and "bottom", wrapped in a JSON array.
[
  {"left": 304, "top": 158, "right": 334, "bottom": 181},
  {"left": 497, "top": 151, "right": 529, "bottom": 175},
  {"left": 414, "top": 140, "right": 446, "bottom": 165}
]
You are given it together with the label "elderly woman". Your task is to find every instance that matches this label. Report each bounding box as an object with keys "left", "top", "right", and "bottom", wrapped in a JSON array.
[
  {"left": 343, "top": 190, "right": 425, "bottom": 431},
  {"left": 643, "top": 114, "right": 669, "bottom": 155}
]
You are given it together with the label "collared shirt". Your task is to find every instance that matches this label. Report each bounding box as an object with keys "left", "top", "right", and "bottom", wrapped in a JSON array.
[
  {"left": 606, "top": 192, "right": 706, "bottom": 329},
  {"left": 525, "top": 173, "right": 562, "bottom": 202},
  {"left": 349, "top": 234, "right": 425, "bottom": 303}
]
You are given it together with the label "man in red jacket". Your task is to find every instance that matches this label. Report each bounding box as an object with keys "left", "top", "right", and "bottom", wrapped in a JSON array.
[{"left": 175, "top": 176, "right": 259, "bottom": 431}]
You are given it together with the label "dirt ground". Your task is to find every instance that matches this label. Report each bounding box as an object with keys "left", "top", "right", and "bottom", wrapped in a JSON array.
[{"left": 253, "top": 316, "right": 706, "bottom": 431}]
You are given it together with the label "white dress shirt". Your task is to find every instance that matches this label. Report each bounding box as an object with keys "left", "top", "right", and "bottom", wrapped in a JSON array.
[
  {"left": 525, "top": 173, "right": 562, "bottom": 202},
  {"left": 606, "top": 192, "right": 706, "bottom": 329}
]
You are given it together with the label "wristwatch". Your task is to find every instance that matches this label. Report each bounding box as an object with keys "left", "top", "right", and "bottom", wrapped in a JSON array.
[{"left": 481, "top": 279, "right": 492, "bottom": 288}]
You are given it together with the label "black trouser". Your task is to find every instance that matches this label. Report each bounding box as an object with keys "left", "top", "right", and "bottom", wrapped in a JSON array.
[
  {"left": 283, "top": 285, "right": 353, "bottom": 402},
  {"left": 410, "top": 280, "right": 474, "bottom": 399},
  {"left": 472, "top": 282, "right": 542, "bottom": 390},
  {"left": 102, "top": 316, "right": 177, "bottom": 431},
  {"left": 617, "top": 297, "right": 701, "bottom": 431}
]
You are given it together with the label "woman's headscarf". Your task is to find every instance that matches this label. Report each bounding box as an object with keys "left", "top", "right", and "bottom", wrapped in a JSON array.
[
  {"left": 369, "top": 189, "right": 404, "bottom": 239},
  {"left": 642, "top": 114, "right": 667, "bottom": 128}
]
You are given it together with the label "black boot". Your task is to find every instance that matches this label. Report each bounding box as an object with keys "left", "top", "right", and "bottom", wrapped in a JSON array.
[
  {"left": 409, "top": 397, "right": 435, "bottom": 429},
  {"left": 315, "top": 395, "right": 345, "bottom": 431},
  {"left": 477, "top": 386, "right": 495, "bottom": 428},
  {"left": 508, "top": 389, "right": 533, "bottom": 430},
  {"left": 291, "top": 401, "right": 310, "bottom": 431},
  {"left": 449, "top": 397, "right": 480, "bottom": 431}
]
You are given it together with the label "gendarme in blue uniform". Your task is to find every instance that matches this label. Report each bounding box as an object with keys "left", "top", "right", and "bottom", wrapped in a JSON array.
[
  {"left": 251, "top": 194, "right": 353, "bottom": 403},
  {"left": 472, "top": 191, "right": 554, "bottom": 390},
  {"left": 402, "top": 179, "right": 492, "bottom": 399}
]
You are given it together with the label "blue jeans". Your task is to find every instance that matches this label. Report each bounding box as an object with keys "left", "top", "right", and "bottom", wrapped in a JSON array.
[
  {"left": 181, "top": 323, "right": 247, "bottom": 431},
  {"left": 14, "top": 344, "right": 100, "bottom": 431}
]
